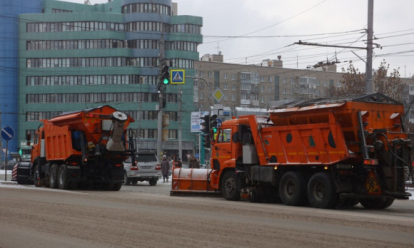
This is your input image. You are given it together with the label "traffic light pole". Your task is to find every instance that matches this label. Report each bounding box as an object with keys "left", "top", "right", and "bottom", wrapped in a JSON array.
[{"left": 157, "top": 35, "right": 165, "bottom": 160}]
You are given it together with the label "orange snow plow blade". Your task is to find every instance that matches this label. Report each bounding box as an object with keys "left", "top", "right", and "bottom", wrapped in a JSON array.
[{"left": 170, "top": 167, "right": 218, "bottom": 195}]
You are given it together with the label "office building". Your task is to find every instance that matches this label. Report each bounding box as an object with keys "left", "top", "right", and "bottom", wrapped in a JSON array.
[{"left": 0, "top": 0, "right": 202, "bottom": 159}]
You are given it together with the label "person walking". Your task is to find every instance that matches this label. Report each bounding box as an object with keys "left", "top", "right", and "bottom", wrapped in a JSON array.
[
  {"left": 188, "top": 155, "right": 200, "bottom": 169},
  {"left": 161, "top": 155, "right": 170, "bottom": 182}
]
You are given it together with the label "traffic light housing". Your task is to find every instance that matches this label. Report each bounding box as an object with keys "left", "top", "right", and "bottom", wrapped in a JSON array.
[
  {"left": 200, "top": 115, "right": 210, "bottom": 148},
  {"left": 161, "top": 64, "right": 170, "bottom": 85},
  {"left": 200, "top": 115, "right": 210, "bottom": 134},
  {"left": 210, "top": 114, "right": 218, "bottom": 134}
]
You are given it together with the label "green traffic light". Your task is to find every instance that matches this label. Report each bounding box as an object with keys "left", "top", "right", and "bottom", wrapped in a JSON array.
[
  {"left": 163, "top": 78, "right": 170, "bottom": 85},
  {"left": 212, "top": 127, "right": 217, "bottom": 133}
]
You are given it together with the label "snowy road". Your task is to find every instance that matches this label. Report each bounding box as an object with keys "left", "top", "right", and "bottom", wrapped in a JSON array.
[{"left": 1, "top": 179, "right": 414, "bottom": 248}]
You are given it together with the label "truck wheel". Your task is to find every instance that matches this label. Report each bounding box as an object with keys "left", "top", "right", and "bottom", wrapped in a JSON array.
[
  {"left": 124, "top": 172, "right": 130, "bottom": 185},
  {"left": 49, "top": 164, "right": 58, "bottom": 188},
  {"left": 112, "top": 183, "right": 122, "bottom": 191},
  {"left": 221, "top": 171, "right": 241, "bottom": 201},
  {"left": 360, "top": 197, "right": 394, "bottom": 209},
  {"left": 149, "top": 178, "right": 157, "bottom": 186},
  {"left": 58, "top": 164, "right": 69, "bottom": 190},
  {"left": 33, "top": 165, "right": 41, "bottom": 187},
  {"left": 307, "top": 172, "right": 338, "bottom": 209},
  {"left": 279, "top": 171, "right": 307, "bottom": 206}
]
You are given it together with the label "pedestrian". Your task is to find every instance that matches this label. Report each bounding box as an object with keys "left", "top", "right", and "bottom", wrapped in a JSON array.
[
  {"left": 189, "top": 155, "right": 200, "bottom": 169},
  {"left": 176, "top": 158, "right": 182, "bottom": 168},
  {"left": 161, "top": 155, "right": 170, "bottom": 182}
]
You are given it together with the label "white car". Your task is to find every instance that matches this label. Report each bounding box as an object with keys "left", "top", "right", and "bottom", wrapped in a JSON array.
[{"left": 123, "top": 152, "right": 161, "bottom": 186}]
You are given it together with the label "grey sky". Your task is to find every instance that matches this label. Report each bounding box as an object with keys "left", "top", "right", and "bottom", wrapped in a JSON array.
[{"left": 65, "top": 0, "right": 414, "bottom": 78}]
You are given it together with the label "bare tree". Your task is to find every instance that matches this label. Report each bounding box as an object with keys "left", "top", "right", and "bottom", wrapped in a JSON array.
[{"left": 331, "top": 60, "right": 405, "bottom": 101}]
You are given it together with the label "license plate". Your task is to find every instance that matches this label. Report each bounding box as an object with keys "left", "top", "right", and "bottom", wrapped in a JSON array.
[{"left": 141, "top": 166, "right": 151, "bottom": 169}]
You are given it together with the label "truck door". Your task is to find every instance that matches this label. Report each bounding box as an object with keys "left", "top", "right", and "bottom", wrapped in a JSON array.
[{"left": 212, "top": 128, "right": 235, "bottom": 170}]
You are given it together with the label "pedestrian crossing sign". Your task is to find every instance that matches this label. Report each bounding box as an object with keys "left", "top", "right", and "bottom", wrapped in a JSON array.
[{"left": 170, "top": 69, "right": 185, "bottom": 85}]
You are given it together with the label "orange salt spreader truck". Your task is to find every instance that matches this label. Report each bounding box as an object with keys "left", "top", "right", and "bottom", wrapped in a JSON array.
[
  {"left": 171, "top": 93, "right": 413, "bottom": 209},
  {"left": 29, "top": 105, "right": 136, "bottom": 191}
]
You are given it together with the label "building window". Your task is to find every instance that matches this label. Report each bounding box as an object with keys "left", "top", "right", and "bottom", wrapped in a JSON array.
[
  {"left": 27, "top": 21, "right": 125, "bottom": 33},
  {"left": 232, "top": 95, "right": 236, "bottom": 101},
  {"left": 224, "top": 73, "right": 228, "bottom": 79},
  {"left": 231, "top": 74, "right": 236, "bottom": 80},
  {"left": 223, "top": 83, "right": 228, "bottom": 90},
  {"left": 231, "top": 85, "right": 235, "bottom": 91},
  {"left": 26, "top": 57, "right": 160, "bottom": 68},
  {"left": 208, "top": 71, "right": 212, "bottom": 78},
  {"left": 26, "top": 92, "right": 178, "bottom": 104}
]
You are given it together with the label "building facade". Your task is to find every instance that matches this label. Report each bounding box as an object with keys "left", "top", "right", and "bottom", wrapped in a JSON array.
[
  {"left": 1, "top": 0, "right": 202, "bottom": 160},
  {"left": 194, "top": 57, "right": 343, "bottom": 114},
  {"left": 0, "top": 0, "right": 43, "bottom": 155},
  {"left": 194, "top": 55, "right": 414, "bottom": 118}
]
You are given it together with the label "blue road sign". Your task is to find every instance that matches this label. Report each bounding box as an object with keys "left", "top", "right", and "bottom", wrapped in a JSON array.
[
  {"left": 170, "top": 69, "right": 185, "bottom": 84},
  {"left": 1, "top": 126, "right": 15, "bottom": 141},
  {"left": 216, "top": 118, "right": 222, "bottom": 128}
]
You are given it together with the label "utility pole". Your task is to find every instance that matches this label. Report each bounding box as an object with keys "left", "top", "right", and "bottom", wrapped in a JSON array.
[
  {"left": 157, "top": 37, "right": 165, "bottom": 160},
  {"left": 294, "top": 0, "right": 376, "bottom": 94},
  {"left": 365, "top": 0, "right": 374, "bottom": 94},
  {"left": 178, "top": 86, "right": 182, "bottom": 160},
  {"left": 154, "top": 0, "right": 166, "bottom": 160}
]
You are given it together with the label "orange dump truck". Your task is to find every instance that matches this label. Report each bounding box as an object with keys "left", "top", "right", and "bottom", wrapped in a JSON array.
[
  {"left": 171, "top": 93, "right": 412, "bottom": 209},
  {"left": 30, "top": 105, "right": 135, "bottom": 191}
]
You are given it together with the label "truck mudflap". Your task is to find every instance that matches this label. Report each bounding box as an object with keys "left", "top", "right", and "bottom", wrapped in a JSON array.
[{"left": 170, "top": 168, "right": 218, "bottom": 195}]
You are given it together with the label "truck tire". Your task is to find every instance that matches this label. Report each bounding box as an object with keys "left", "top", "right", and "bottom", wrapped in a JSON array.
[
  {"left": 49, "top": 164, "right": 58, "bottom": 188},
  {"left": 149, "top": 178, "right": 157, "bottom": 186},
  {"left": 307, "top": 172, "right": 338, "bottom": 209},
  {"left": 124, "top": 172, "right": 131, "bottom": 185},
  {"left": 221, "top": 171, "right": 241, "bottom": 201},
  {"left": 359, "top": 197, "right": 394, "bottom": 209},
  {"left": 33, "top": 165, "right": 41, "bottom": 187},
  {"left": 58, "top": 164, "right": 69, "bottom": 190},
  {"left": 113, "top": 183, "right": 122, "bottom": 191},
  {"left": 279, "top": 171, "right": 307, "bottom": 206}
]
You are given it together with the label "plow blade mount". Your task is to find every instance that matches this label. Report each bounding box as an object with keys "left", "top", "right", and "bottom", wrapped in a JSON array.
[{"left": 170, "top": 168, "right": 218, "bottom": 195}]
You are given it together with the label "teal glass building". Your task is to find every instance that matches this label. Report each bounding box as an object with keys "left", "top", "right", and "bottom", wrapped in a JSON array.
[{"left": 1, "top": 0, "right": 202, "bottom": 159}]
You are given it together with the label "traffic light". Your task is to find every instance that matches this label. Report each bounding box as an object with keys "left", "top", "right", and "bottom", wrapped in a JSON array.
[
  {"left": 200, "top": 115, "right": 211, "bottom": 148},
  {"left": 210, "top": 114, "right": 218, "bottom": 134},
  {"left": 202, "top": 135, "right": 210, "bottom": 147},
  {"left": 200, "top": 115, "right": 210, "bottom": 134},
  {"left": 161, "top": 64, "right": 170, "bottom": 85}
]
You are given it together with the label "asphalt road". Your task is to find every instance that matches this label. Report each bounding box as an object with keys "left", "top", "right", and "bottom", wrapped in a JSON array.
[{"left": 1, "top": 177, "right": 414, "bottom": 248}]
